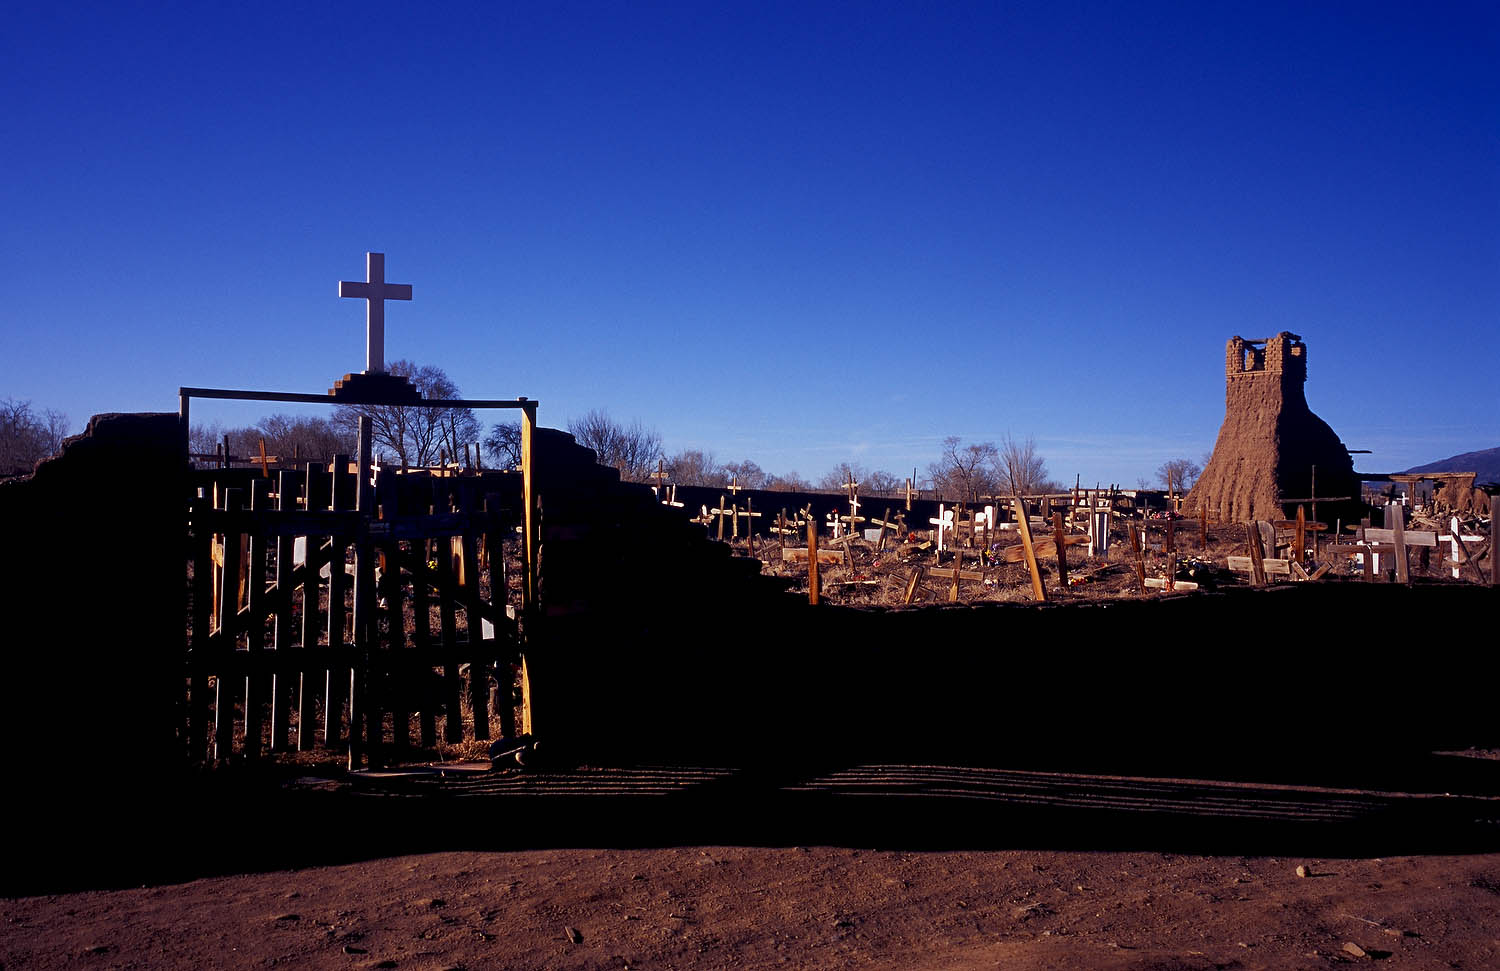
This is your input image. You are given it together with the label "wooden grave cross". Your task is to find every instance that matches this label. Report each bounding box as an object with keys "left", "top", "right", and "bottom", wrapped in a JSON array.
[
  {"left": 1011, "top": 497, "right": 1048, "bottom": 602},
  {"left": 769, "top": 508, "right": 800, "bottom": 538},
  {"left": 840, "top": 491, "right": 867, "bottom": 537},
  {"left": 338, "top": 251, "right": 412, "bottom": 374},
  {"left": 710, "top": 495, "right": 732, "bottom": 540},
  {"left": 928, "top": 548, "right": 986, "bottom": 602},
  {"left": 649, "top": 459, "right": 670, "bottom": 498},
  {"left": 825, "top": 509, "right": 844, "bottom": 539},
  {"left": 660, "top": 483, "right": 684, "bottom": 508},
  {"left": 737, "top": 497, "right": 763, "bottom": 547}
]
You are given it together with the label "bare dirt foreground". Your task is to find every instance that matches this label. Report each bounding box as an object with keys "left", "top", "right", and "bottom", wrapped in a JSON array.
[
  {"left": 6, "top": 845, "right": 1500, "bottom": 970},
  {"left": 6, "top": 757, "right": 1500, "bottom": 971}
]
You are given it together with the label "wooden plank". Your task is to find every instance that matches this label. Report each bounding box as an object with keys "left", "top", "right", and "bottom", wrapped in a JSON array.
[
  {"left": 927, "top": 567, "right": 987, "bottom": 581},
  {"left": 324, "top": 457, "right": 350, "bottom": 747},
  {"left": 782, "top": 547, "right": 844, "bottom": 565},
  {"left": 996, "top": 534, "right": 1089, "bottom": 563},
  {"left": 1226, "top": 555, "right": 1291, "bottom": 576},
  {"left": 244, "top": 478, "right": 271, "bottom": 760},
  {"left": 1390, "top": 506, "right": 1410, "bottom": 585},
  {"left": 348, "top": 420, "right": 375, "bottom": 769},
  {"left": 270, "top": 470, "right": 296, "bottom": 751},
  {"left": 903, "top": 566, "right": 924, "bottom": 605},
  {"left": 807, "top": 518, "right": 820, "bottom": 606},
  {"left": 434, "top": 482, "right": 463, "bottom": 743},
  {"left": 485, "top": 491, "right": 515, "bottom": 741},
  {"left": 460, "top": 491, "right": 489, "bottom": 741},
  {"left": 1492, "top": 508, "right": 1499, "bottom": 587},
  {"left": 1127, "top": 521, "right": 1147, "bottom": 593},
  {"left": 1013, "top": 498, "right": 1048, "bottom": 602},
  {"left": 298, "top": 463, "right": 325, "bottom": 751},
  {"left": 410, "top": 530, "right": 436, "bottom": 749},
  {"left": 1052, "top": 512, "right": 1069, "bottom": 589},
  {"left": 188, "top": 495, "right": 214, "bottom": 764},
  {"left": 1360, "top": 527, "right": 1438, "bottom": 547},
  {"left": 1246, "top": 522, "right": 1267, "bottom": 586},
  {"left": 1144, "top": 577, "right": 1199, "bottom": 591}
]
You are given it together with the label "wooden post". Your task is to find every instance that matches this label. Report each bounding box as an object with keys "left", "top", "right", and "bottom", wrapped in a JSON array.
[
  {"left": 291, "top": 463, "right": 322, "bottom": 751},
  {"left": 1492, "top": 507, "right": 1499, "bottom": 587},
  {"left": 459, "top": 491, "right": 489, "bottom": 741},
  {"left": 484, "top": 491, "right": 515, "bottom": 739},
  {"left": 1052, "top": 511, "right": 1069, "bottom": 589},
  {"left": 188, "top": 494, "right": 212, "bottom": 763},
  {"left": 214, "top": 487, "right": 243, "bottom": 762},
  {"left": 1389, "top": 503, "right": 1410, "bottom": 585},
  {"left": 807, "top": 517, "right": 820, "bottom": 606},
  {"left": 1128, "top": 519, "right": 1147, "bottom": 592},
  {"left": 434, "top": 482, "right": 462, "bottom": 745},
  {"left": 1295, "top": 505, "right": 1307, "bottom": 566},
  {"left": 903, "top": 566, "right": 924, "bottom": 605},
  {"left": 349, "top": 417, "right": 375, "bottom": 769},
  {"left": 1013, "top": 498, "right": 1048, "bottom": 602},
  {"left": 1246, "top": 521, "right": 1267, "bottom": 586},
  {"left": 1359, "top": 517, "right": 1374, "bottom": 582},
  {"left": 270, "top": 470, "right": 296, "bottom": 751},
  {"left": 324, "top": 456, "right": 351, "bottom": 745},
  {"left": 520, "top": 400, "right": 537, "bottom": 616}
]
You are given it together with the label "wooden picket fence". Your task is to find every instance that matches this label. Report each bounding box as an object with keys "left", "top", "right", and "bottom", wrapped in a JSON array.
[{"left": 186, "top": 462, "right": 525, "bottom": 767}]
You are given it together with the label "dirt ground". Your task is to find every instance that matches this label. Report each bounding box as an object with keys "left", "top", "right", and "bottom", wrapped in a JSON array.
[{"left": 8, "top": 754, "right": 1500, "bottom": 971}]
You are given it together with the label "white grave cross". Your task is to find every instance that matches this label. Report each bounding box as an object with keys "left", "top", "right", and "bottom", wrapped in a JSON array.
[
  {"left": 929, "top": 504, "right": 954, "bottom": 552},
  {"left": 339, "top": 252, "right": 412, "bottom": 374}
]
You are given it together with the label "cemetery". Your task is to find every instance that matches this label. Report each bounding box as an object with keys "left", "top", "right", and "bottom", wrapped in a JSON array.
[{"left": 3, "top": 256, "right": 1497, "bottom": 971}]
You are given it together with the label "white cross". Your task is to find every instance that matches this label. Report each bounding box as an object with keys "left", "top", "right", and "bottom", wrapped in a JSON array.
[
  {"left": 1441, "top": 516, "right": 1485, "bottom": 579},
  {"left": 929, "top": 504, "right": 954, "bottom": 552},
  {"left": 339, "top": 252, "right": 412, "bottom": 374}
]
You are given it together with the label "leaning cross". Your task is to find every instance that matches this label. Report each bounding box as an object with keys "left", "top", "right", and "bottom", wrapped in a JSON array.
[{"left": 339, "top": 252, "right": 412, "bottom": 374}]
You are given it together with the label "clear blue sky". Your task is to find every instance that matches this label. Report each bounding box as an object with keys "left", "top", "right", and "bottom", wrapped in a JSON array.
[{"left": 3, "top": 2, "right": 1495, "bottom": 486}]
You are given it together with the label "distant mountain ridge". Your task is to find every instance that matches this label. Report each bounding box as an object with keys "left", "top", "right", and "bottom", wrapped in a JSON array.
[{"left": 1402, "top": 446, "right": 1500, "bottom": 483}]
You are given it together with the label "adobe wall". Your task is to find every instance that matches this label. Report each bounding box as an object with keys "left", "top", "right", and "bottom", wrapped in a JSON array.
[
  {"left": 1187, "top": 334, "right": 1360, "bottom": 524},
  {"left": 525, "top": 428, "right": 1496, "bottom": 770},
  {"left": 0, "top": 413, "right": 188, "bottom": 789}
]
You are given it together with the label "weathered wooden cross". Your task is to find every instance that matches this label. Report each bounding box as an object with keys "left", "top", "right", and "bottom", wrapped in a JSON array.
[{"left": 339, "top": 252, "right": 412, "bottom": 374}]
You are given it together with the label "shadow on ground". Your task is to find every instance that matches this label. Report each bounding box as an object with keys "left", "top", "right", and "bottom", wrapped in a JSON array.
[{"left": 12, "top": 748, "right": 1499, "bottom": 896}]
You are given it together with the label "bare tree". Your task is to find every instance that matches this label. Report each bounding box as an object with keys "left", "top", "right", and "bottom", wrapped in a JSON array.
[
  {"left": 0, "top": 398, "right": 72, "bottom": 476},
  {"left": 255, "top": 414, "right": 353, "bottom": 464},
  {"left": 861, "top": 470, "right": 903, "bottom": 495},
  {"left": 817, "top": 461, "right": 871, "bottom": 493},
  {"left": 764, "top": 471, "right": 813, "bottom": 492},
  {"left": 928, "top": 437, "right": 999, "bottom": 502},
  {"left": 568, "top": 409, "right": 663, "bottom": 482},
  {"left": 1157, "top": 458, "right": 1202, "bottom": 493},
  {"left": 723, "top": 459, "right": 767, "bottom": 489},
  {"left": 664, "top": 448, "right": 723, "bottom": 486},
  {"left": 484, "top": 420, "right": 523, "bottom": 469},
  {"left": 992, "top": 434, "right": 1052, "bottom": 496},
  {"left": 333, "top": 360, "right": 478, "bottom": 467}
]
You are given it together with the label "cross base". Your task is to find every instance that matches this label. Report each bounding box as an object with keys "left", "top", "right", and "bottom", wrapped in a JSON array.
[{"left": 329, "top": 371, "right": 423, "bottom": 405}]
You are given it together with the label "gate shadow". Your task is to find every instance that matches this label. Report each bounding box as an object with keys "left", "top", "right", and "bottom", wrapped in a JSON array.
[{"left": 11, "top": 749, "right": 1499, "bottom": 896}]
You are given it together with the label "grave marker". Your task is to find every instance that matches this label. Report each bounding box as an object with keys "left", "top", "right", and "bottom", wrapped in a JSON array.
[{"left": 1012, "top": 498, "right": 1048, "bottom": 602}]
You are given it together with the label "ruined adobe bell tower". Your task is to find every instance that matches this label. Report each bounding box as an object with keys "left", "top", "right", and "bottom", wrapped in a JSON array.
[{"left": 1185, "top": 333, "right": 1359, "bottom": 524}]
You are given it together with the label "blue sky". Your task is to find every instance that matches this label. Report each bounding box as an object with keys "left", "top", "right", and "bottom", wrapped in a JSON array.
[{"left": 3, "top": 2, "right": 1495, "bottom": 486}]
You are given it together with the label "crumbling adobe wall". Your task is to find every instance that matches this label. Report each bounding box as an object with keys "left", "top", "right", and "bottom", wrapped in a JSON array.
[
  {"left": 1186, "top": 334, "right": 1360, "bottom": 524},
  {"left": 526, "top": 428, "right": 1497, "bottom": 768},
  {"left": 0, "top": 413, "right": 188, "bottom": 789}
]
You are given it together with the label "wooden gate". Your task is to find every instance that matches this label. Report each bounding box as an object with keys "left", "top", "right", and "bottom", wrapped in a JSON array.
[{"left": 186, "top": 462, "right": 526, "bottom": 768}]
